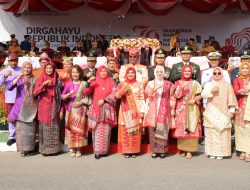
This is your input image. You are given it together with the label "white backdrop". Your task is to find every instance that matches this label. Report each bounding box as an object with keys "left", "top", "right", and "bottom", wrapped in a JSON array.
[{"left": 1, "top": 5, "right": 250, "bottom": 50}]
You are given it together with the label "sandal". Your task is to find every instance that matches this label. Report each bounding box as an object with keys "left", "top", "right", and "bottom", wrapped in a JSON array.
[
  {"left": 239, "top": 152, "right": 245, "bottom": 160},
  {"left": 245, "top": 154, "right": 250, "bottom": 162},
  {"left": 76, "top": 151, "right": 82, "bottom": 158},
  {"left": 180, "top": 152, "right": 186, "bottom": 157},
  {"left": 216, "top": 156, "right": 223, "bottom": 160},
  {"left": 186, "top": 152, "right": 192, "bottom": 159}
]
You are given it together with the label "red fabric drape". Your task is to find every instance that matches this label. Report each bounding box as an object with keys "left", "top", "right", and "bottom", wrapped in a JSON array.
[
  {"left": 0, "top": 0, "right": 250, "bottom": 14},
  {"left": 181, "top": 0, "right": 239, "bottom": 13},
  {"left": 138, "top": 0, "right": 178, "bottom": 15},
  {"left": 87, "top": 0, "right": 127, "bottom": 12}
]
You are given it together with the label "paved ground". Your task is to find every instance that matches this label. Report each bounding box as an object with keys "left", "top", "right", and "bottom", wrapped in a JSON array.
[{"left": 0, "top": 152, "right": 249, "bottom": 190}]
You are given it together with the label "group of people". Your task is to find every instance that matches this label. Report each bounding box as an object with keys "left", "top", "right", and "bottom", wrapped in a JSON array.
[
  {"left": 0, "top": 33, "right": 109, "bottom": 58},
  {"left": 0, "top": 44, "right": 250, "bottom": 162},
  {"left": 169, "top": 32, "right": 236, "bottom": 57}
]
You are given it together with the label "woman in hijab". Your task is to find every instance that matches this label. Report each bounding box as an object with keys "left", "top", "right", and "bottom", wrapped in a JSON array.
[
  {"left": 85, "top": 65, "right": 117, "bottom": 159},
  {"left": 7, "top": 61, "right": 37, "bottom": 156},
  {"left": 115, "top": 66, "right": 145, "bottom": 158},
  {"left": 172, "top": 65, "right": 202, "bottom": 159},
  {"left": 33, "top": 61, "right": 63, "bottom": 156},
  {"left": 143, "top": 65, "right": 175, "bottom": 158},
  {"left": 202, "top": 67, "right": 238, "bottom": 160},
  {"left": 233, "top": 62, "right": 250, "bottom": 162}
]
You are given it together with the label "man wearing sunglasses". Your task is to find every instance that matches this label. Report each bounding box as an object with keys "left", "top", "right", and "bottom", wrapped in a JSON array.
[
  {"left": 148, "top": 48, "right": 171, "bottom": 81},
  {"left": 169, "top": 46, "right": 201, "bottom": 83},
  {"left": 119, "top": 48, "right": 148, "bottom": 86},
  {"left": 201, "top": 51, "right": 231, "bottom": 88}
]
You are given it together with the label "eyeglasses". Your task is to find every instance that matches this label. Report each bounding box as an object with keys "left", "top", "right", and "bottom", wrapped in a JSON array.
[
  {"left": 129, "top": 56, "right": 137, "bottom": 58},
  {"left": 213, "top": 72, "right": 221, "bottom": 75}
]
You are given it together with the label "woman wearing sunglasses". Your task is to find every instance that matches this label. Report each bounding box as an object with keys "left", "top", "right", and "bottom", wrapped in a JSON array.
[{"left": 201, "top": 67, "right": 238, "bottom": 160}]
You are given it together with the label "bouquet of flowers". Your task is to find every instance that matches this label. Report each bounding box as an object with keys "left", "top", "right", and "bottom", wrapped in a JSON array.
[
  {"left": 110, "top": 38, "right": 160, "bottom": 49},
  {"left": 0, "top": 86, "right": 7, "bottom": 125}
]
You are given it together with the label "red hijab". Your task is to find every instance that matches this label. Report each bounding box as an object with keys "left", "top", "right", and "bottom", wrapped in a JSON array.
[
  {"left": 92, "top": 65, "right": 115, "bottom": 117},
  {"left": 181, "top": 65, "right": 193, "bottom": 81},
  {"left": 125, "top": 66, "right": 137, "bottom": 84},
  {"left": 36, "top": 61, "right": 57, "bottom": 97}
]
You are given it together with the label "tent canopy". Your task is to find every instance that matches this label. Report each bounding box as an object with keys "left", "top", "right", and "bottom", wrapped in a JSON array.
[{"left": 0, "top": 0, "right": 249, "bottom": 15}]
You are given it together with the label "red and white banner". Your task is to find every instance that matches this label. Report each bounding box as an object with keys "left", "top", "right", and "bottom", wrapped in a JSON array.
[{"left": 1, "top": 5, "right": 250, "bottom": 50}]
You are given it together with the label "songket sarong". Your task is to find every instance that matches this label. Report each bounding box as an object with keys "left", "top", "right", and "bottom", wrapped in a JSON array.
[
  {"left": 67, "top": 82, "right": 89, "bottom": 149},
  {"left": 16, "top": 121, "right": 36, "bottom": 152},
  {"left": 92, "top": 123, "right": 111, "bottom": 154},
  {"left": 39, "top": 122, "right": 61, "bottom": 155},
  {"left": 68, "top": 132, "right": 88, "bottom": 149},
  {"left": 149, "top": 128, "right": 168, "bottom": 153},
  {"left": 118, "top": 125, "right": 141, "bottom": 154},
  {"left": 205, "top": 128, "right": 231, "bottom": 157},
  {"left": 177, "top": 138, "right": 199, "bottom": 152},
  {"left": 67, "top": 108, "right": 88, "bottom": 149},
  {"left": 235, "top": 125, "right": 250, "bottom": 153},
  {"left": 204, "top": 104, "right": 232, "bottom": 157}
]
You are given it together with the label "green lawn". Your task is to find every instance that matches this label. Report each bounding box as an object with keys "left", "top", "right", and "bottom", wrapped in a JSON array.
[{"left": 0, "top": 131, "right": 9, "bottom": 142}]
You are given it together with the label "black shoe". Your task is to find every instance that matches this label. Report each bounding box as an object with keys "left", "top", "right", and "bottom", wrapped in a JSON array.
[
  {"left": 159, "top": 153, "right": 166, "bottom": 159},
  {"left": 7, "top": 139, "right": 16, "bottom": 146},
  {"left": 151, "top": 153, "right": 157, "bottom": 159},
  {"left": 131, "top": 154, "right": 137, "bottom": 158},
  {"left": 21, "top": 151, "right": 25, "bottom": 157},
  {"left": 95, "top": 154, "right": 101, "bottom": 160},
  {"left": 124, "top": 154, "right": 130, "bottom": 158}
]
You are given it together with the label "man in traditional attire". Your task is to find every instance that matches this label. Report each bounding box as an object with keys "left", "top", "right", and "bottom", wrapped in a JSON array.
[
  {"left": 0, "top": 53, "right": 22, "bottom": 146},
  {"left": 33, "top": 52, "right": 50, "bottom": 78},
  {"left": 56, "top": 57, "right": 73, "bottom": 85}
]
